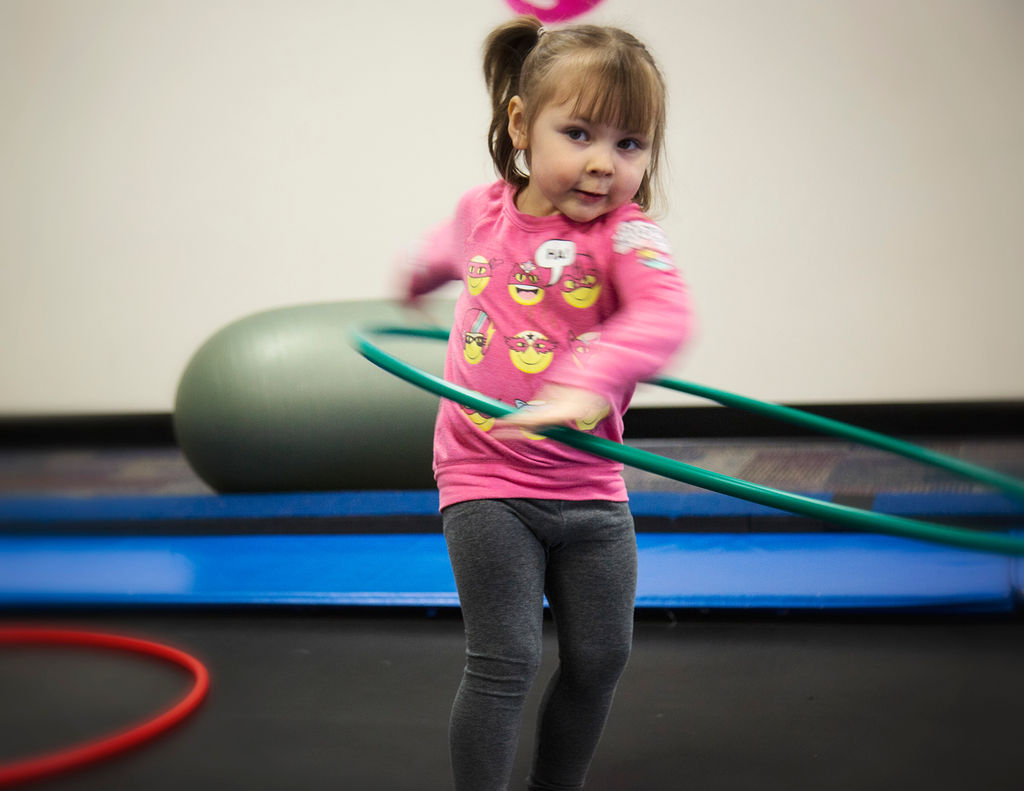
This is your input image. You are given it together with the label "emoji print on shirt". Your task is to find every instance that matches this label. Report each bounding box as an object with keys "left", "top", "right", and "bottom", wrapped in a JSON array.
[
  {"left": 568, "top": 331, "right": 600, "bottom": 368},
  {"left": 505, "top": 330, "right": 557, "bottom": 373},
  {"left": 466, "top": 255, "right": 493, "bottom": 295},
  {"left": 459, "top": 403, "right": 495, "bottom": 432},
  {"left": 461, "top": 309, "right": 494, "bottom": 365},
  {"left": 613, "top": 221, "right": 674, "bottom": 271},
  {"left": 508, "top": 261, "right": 545, "bottom": 306},
  {"left": 561, "top": 255, "right": 601, "bottom": 309},
  {"left": 534, "top": 239, "right": 576, "bottom": 291},
  {"left": 575, "top": 401, "right": 610, "bottom": 432}
]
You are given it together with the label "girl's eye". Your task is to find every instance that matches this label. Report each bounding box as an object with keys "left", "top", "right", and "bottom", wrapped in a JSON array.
[
  {"left": 618, "top": 138, "right": 644, "bottom": 151},
  {"left": 565, "top": 128, "right": 588, "bottom": 142}
]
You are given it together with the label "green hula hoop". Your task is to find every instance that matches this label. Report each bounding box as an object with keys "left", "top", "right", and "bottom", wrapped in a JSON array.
[{"left": 351, "top": 324, "right": 1024, "bottom": 556}]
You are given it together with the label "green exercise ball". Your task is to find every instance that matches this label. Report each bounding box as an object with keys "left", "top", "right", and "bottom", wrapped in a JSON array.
[{"left": 174, "top": 299, "right": 451, "bottom": 492}]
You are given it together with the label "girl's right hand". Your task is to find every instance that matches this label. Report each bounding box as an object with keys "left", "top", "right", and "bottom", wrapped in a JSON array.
[
  {"left": 492, "top": 384, "right": 609, "bottom": 437},
  {"left": 393, "top": 248, "right": 432, "bottom": 319}
]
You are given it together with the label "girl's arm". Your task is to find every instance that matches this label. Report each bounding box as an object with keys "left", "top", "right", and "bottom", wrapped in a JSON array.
[
  {"left": 494, "top": 383, "right": 611, "bottom": 433},
  {"left": 398, "top": 218, "right": 463, "bottom": 307},
  {"left": 500, "top": 224, "right": 693, "bottom": 430},
  {"left": 570, "top": 260, "right": 692, "bottom": 400}
]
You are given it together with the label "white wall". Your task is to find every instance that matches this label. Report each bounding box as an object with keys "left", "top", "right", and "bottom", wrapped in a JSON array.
[{"left": 1, "top": 0, "right": 1021, "bottom": 415}]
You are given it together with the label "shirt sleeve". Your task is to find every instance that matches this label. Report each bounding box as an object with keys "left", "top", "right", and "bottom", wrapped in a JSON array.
[
  {"left": 404, "top": 184, "right": 496, "bottom": 301},
  {"left": 544, "top": 217, "right": 694, "bottom": 404},
  {"left": 403, "top": 215, "right": 463, "bottom": 300}
]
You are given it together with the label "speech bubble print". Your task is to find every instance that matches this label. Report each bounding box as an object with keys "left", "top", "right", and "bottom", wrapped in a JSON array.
[
  {"left": 505, "top": 0, "right": 604, "bottom": 23},
  {"left": 534, "top": 239, "right": 576, "bottom": 285}
]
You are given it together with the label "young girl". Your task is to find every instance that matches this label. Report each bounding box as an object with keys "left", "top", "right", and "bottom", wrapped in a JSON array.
[{"left": 402, "top": 15, "right": 692, "bottom": 791}]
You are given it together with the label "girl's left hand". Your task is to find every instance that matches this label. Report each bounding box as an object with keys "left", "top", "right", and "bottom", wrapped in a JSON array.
[{"left": 492, "top": 384, "right": 609, "bottom": 436}]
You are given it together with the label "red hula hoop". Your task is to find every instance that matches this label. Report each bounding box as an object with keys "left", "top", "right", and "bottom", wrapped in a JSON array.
[{"left": 0, "top": 628, "right": 210, "bottom": 788}]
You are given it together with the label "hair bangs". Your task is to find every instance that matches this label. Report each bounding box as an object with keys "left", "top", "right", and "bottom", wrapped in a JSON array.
[{"left": 564, "top": 51, "right": 663, "bottom": 137}]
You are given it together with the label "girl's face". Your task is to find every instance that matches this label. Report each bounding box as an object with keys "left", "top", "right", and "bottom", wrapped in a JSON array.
[{"left": 508, "top": 96, "right": 652, "bottom": 223}]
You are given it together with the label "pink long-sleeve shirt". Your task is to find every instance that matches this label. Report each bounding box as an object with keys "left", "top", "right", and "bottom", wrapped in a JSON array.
[{"left": 408, "top": 181, "right": 692, "bottom": 509}]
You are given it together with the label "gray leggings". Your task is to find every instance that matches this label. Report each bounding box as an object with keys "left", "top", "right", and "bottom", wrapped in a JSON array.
[{"left": 442, "top": 498, "right": 638, "bottom": 791}]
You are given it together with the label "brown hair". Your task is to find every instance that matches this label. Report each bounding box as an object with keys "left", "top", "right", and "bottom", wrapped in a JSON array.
[{"left": 483, "top": 15, "right": 667, "bottom": 212}]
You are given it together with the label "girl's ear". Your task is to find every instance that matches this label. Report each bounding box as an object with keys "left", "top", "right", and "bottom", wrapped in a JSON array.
[{"left": 507, "top": 96, "right": 529, "bottom": 150}]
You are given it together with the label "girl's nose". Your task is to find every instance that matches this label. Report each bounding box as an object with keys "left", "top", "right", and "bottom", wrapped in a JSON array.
[{"left": 586, "top": 145, "right": 614, "bottom": 176}]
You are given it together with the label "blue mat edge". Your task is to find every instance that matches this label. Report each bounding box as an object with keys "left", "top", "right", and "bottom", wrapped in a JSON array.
[
  {"left": 3, "top": 490, "right": 1023, "bottom": 521},
  {"left": 1, "top": 531, "right": 1019, "bottom": 612}
]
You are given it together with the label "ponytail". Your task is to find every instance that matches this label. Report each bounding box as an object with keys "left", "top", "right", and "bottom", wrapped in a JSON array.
[{"left": 483, "top": 15, "right": 544, "bottom": 192}]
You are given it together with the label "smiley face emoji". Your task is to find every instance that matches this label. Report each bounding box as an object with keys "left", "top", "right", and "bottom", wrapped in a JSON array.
[
  {"left": 460, "top": 404, "right": 495, "bottom": 431},
  {"left": 508, "top": 262, "right": 544, "bottom": 306},
  {"left": 561, "top": 260, "right": 601, "bottom": 309},
  {"left": 505, "top": 331, "right": 557, "bottom": 374},
  {"left": 463, "top": 331, "right": 489, "bottom": 364},
  {"left": 568, "top": 331, "right": 600, "bottom": 368},
  {"left": 461, "top": 309, "right": 493, "bottom": 365},
  {"left": 575, "top": 402, "right": 610, "bottom": 432},
  {"left": 466, "top": 256, "right": 492, "bottom": 295}
]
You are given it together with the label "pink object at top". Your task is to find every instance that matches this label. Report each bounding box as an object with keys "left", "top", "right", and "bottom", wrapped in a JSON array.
[{"left": 407, "top": 181, "right": 693, "bottom": 509}]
